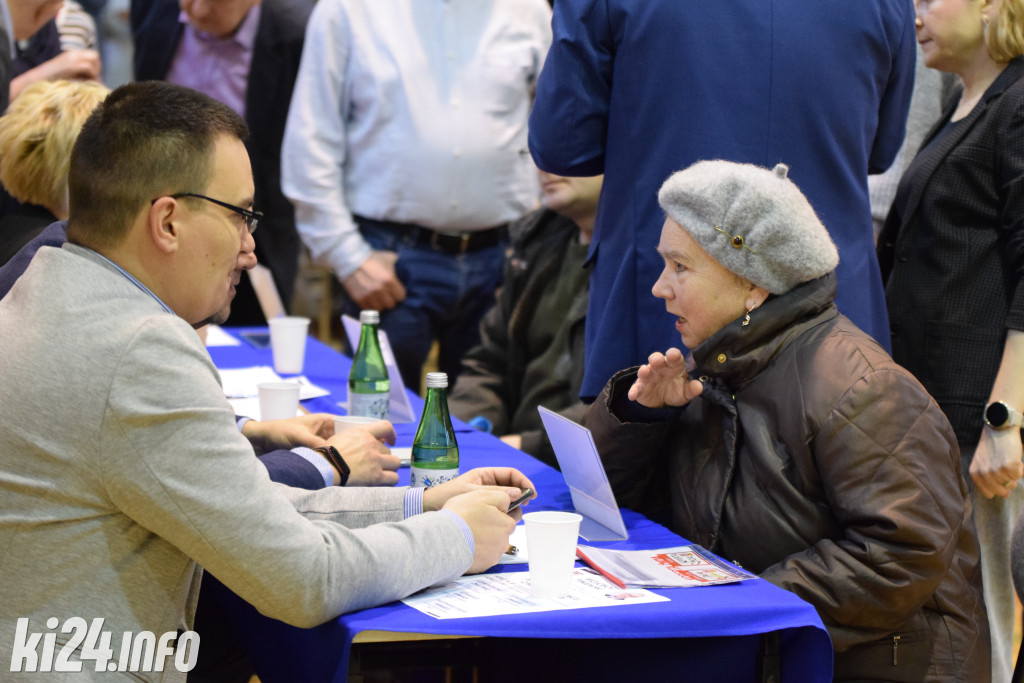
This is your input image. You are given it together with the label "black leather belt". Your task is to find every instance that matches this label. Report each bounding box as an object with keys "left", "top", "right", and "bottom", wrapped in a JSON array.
[{"left": 358, "top": 217, "right": 507, "bottom": 256}]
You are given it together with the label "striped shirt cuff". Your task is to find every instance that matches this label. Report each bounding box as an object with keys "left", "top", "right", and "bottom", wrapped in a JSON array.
[
  {"left": 402, "top": 488, "right": 475, "bottom": 556},
  {"left": 291, "top": 447, "right": 337, "bottom": 488}
]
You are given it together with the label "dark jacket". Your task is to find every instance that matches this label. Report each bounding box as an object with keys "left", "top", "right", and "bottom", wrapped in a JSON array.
[
  {"left": 131, "top": 0, "right": 313, "bottom": 318},
  {"left": 0, "top": 220, "right": 66, "bottom": 301},
  {"left": 879, "top": 57, "right": 1024, "bottom": 448},
  {"left": 0, "top": 204, "right": 58, "bottom": 268},
  {"left": 448, "top": 209, "right": 587, "bottom": 467},
  {"left": 585, "top": 274, "right": 988, "bottom": 681}
]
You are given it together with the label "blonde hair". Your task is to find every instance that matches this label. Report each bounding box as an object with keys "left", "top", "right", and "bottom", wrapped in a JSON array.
[
  {"left": 988, "top": 0, "right": 1024, "bottom": 62},
  {"left": 0, "top": 80, "right": 109, "bottom": 217}
]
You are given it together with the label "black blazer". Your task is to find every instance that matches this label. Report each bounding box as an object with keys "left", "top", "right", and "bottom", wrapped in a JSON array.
[
  {"left": 879, "top": 57, "right": 1024, "bottom": 447},
  {"left": 131, "top": 0, "right": 313, "bottom": 316}
]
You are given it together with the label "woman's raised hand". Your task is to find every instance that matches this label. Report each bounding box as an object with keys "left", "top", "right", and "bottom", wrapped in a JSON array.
[{"left": 627, "top": 347, "right": 704, "bottom": 408}]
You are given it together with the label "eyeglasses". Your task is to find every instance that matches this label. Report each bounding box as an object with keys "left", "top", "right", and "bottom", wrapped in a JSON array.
[{"left": 164, "top": 192, "right": 262, "bottom": 234}]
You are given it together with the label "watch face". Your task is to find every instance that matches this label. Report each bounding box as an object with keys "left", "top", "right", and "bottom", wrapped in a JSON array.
[{"left": 986, "top": 402, "right": 1010, "bottom": 428}]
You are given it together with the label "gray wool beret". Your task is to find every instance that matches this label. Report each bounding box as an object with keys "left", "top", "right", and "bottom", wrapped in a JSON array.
[{"left": 657, "top": 160, "right": 839, "bottom": 294}]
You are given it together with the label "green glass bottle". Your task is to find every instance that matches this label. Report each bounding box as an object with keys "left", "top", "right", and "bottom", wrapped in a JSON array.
[
  {"left": 410, "top": 372, "right": 460, "bottom": 487},
  {"left": 347, "top": 310, "right": 390, "bottom": 420}
]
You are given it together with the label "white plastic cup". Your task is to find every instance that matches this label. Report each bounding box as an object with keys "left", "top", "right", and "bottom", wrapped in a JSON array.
[
  {"left": 333, "top": 415, "right": 381, "bottom": 433},
  {"left": 523, "top": 511, "right": 583, "bottom": 598},
  {"left": 257, "top": 381, "right": 301, "bottom": 421},
  {"left": 267, "top": 316, "right": 310, "bottom": 375}
]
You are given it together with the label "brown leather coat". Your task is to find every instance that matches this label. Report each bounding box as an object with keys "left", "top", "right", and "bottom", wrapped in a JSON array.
[{"left": 585, "top": 274, "right": 989, "bottom": 681}]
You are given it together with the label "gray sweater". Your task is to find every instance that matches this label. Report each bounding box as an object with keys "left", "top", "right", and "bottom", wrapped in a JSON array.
[{"left": 0, "top": 244, "right": 471, "bottom": 680}]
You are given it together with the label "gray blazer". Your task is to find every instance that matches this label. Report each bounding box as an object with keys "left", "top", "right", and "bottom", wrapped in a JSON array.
[{"left": 0, "top": 245, "right": 470, "bottom": 678}]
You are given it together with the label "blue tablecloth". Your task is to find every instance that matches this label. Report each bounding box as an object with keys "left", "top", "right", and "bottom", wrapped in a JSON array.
[{"left": 208, "top": 328, "right": 833, "bottom": 682}]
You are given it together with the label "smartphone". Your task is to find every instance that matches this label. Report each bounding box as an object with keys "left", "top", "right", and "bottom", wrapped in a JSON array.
[{"left": 507, "top": 487, "right": 534, "bottom": 513}]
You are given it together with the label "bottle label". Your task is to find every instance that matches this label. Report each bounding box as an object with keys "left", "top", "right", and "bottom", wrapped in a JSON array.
[
  {"left": 349, "top": 392, "right": 389, "bottom": 420},
  {"left": 409, "top": 466, "right": 460, "bottom": 488}
]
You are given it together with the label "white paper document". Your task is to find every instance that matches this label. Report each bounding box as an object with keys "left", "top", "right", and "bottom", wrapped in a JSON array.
[
  {"left": 217, "top": 366, "right": 330, "bottom": 400},
  {"left": 203, "top": 325, "right": 240, "bottom": 347},
  {"left": 496, "top": 524, "right": 528, "bottom": 565},
  {"left": 401, "top": 570, "right": 668, "bottom": 619}
]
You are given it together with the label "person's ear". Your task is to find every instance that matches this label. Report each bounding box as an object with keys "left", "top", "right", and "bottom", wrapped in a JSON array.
[
  {"left": 745, "top": 285, "right": 770, "bottom": 311},
  {"left": 148, "top": 196, "right": 181, "bottom": 255},
  {"left": 979, "top": 0, "right": 994, "bottom": 22}
]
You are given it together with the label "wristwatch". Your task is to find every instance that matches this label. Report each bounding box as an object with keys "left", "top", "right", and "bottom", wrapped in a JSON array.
[
  {"left": 984, "top": 401, "right": 1024, "bottom": 430},
  {"left": 313, "top": 446, "right": 351, "bottom": 486}
]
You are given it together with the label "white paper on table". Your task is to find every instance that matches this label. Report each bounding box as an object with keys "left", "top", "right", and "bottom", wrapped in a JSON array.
[
  {"left": 203, "top": 325, "right": 240, "bottom": 347},
  {"left": 497, "top": 524, "right": 528, "bottom": 565},
  {"left": 401, "top": 569, "right": 668, "bottom": 619},
  {"left": 218, "top": 366, "right": 330, "bottom": 400},
  {"left": 342, "top": 315, "right": 416, "bottom": 423},
  {"left": 229, "top": 397, "right": 304, "bottom": 421},
  {"left": 292, "top": 376, "right": 331, "bottom": 400}
]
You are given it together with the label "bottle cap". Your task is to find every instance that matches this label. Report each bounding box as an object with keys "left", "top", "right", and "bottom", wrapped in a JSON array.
[
  {"left": 425, "top": 372, "right": 448, "bottom": 388},
  {"left": 359, "top": 310, "right": 380, "bottom": 325}
]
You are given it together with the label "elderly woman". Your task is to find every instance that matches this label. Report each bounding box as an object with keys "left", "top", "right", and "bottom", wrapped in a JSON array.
[
  {"left": 585, "top": 161, "right": 988, "bottom": 680},
  {"left": 0, "top": 79, "right": 108, "bottom": 266}
]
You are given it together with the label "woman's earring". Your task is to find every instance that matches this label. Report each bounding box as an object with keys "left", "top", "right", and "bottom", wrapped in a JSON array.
[{"left": 742, "top": 306, "right": 753, "bottom": 327}]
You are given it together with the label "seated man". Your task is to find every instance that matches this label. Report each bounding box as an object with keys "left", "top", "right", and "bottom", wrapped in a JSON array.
[
  {"left": 0, "top": 212, "right": 398, "bottom": 491},
  {"left": 448, "top": 171, "right": 601, "bottom": 468},
  {"left": 585, "top": 160, "right": 988, "bottom": 679},
  {"left": 0, "top": 82, "right": 534, "bottom": 676},
  {"left": 0, "top": 79, "right": 398, "bottom": 680}
]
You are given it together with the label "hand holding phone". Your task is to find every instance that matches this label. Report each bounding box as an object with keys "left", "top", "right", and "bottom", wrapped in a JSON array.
[{"left": 507, "top": 487, "right": 534, "bottom": 514}]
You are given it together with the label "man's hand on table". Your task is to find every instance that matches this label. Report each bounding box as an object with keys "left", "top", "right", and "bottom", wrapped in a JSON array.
[
  {"left": 244, "top": 414, "right": 400, "bottom": 486},
  {"left": 242, "top": 413, "right": 336, "bottom": 451},
  {"left": 423, "top": 468, "right": 537, "bottom": 573},
  {"left": 326, "top": 420, "right": 401, "bottom": 486}
]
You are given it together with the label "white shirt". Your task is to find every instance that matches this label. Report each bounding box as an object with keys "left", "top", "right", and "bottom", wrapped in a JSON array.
[{"left": 281, "top": 0, "right": 551, "bottom": 279}]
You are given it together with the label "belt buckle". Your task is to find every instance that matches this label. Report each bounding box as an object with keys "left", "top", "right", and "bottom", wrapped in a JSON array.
[
  {"left": 429, "top": 231, "right": 472, "bottom": 254},
  {"left": 428, "top": 230, "right": 443, "bottom": 252}
]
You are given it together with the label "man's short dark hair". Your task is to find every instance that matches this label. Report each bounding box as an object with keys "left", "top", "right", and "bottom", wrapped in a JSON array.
[{"left": 67, "top": 81, "right": 249, "bottom": 249}]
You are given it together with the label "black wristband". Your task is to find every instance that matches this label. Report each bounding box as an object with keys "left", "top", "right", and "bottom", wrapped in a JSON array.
[{"left": 313, "top": 446, "right": 350, "bottom": 486}]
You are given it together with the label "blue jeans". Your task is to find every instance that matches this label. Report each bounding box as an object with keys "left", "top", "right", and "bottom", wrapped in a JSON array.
[{"left": 353, "top": 218, "right": 507, "bottom": 392}]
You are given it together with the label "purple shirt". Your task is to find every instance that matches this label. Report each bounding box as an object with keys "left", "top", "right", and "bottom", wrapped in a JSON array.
[{"left": 165, "top": 6, "right": 261, "bottom": 117}]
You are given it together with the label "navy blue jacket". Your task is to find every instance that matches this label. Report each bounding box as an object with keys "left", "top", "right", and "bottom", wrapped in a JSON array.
[{"left": 529, "top": 0, "right": 916, "bottom": 397}]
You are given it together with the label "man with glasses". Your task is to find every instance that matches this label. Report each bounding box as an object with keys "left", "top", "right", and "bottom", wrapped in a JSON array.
[
  {"left": 0, "top": 142, "right": 398, "bottom": 497},
  {"left": 0, "top": 81, "right": 533, "bottom": 678}
]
